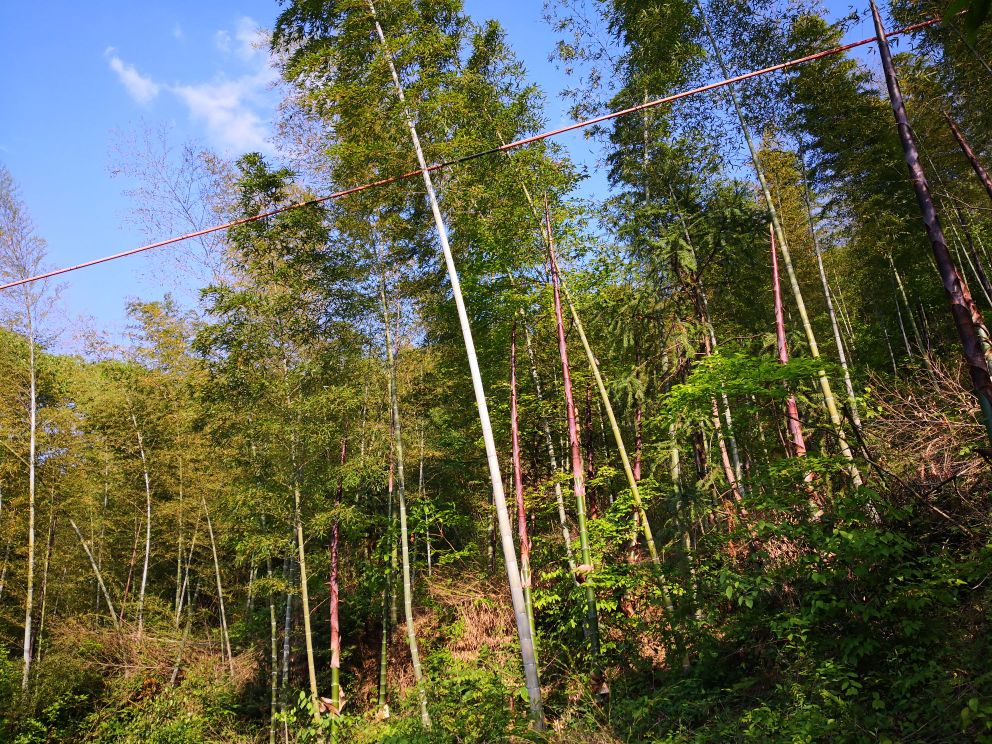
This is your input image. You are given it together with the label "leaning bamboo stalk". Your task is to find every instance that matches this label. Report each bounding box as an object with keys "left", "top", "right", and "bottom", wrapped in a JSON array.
[
  {"left": 889, "top": 255, "right": 933, "bottom": 362},
  {"left": 69, "top": 519, "right": 120, "bottom": 628},
  {"left": 771, "top": 225, "right": 809, "bottom": 458},
  {"left": 950, "top": 210, "right": 992, "bottom": 306},
  {"left": 944, "top": 111, "right": 992, "bottom": 203},
  {"left": 202, "top": 495, "right": 234, "bottom": 676},
  {"left": 366, "top": 3, "right": 544, "bottom": 726},
  {"left": 694, "top": 0, "right": 864, "bottom": 487},
  {"left": 949, "top": 212, "right": 992, "bottom": 307},
  {"left": 871, "top": 0, "right": 992, "bottom": 443},
  {"left": 510, "top": 322, "right": 537, "bottom": 660}
]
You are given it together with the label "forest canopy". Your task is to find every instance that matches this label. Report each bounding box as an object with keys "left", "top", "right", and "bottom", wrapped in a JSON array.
[{"left": 1, "top": 0, "right": 991, "bottom": 741}]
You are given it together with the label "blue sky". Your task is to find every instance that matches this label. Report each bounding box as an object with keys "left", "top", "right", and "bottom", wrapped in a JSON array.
[{"left": 0, "top": 0, "right": 880, "bottom": 350}]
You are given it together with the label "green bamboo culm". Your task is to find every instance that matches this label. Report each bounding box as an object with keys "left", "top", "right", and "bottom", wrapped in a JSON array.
[
  {"left": 559, "top": 276, "right": 677, "bottom": 627},
  {"left": 380, "top": 276, "right": 431, "bottom": 730}
]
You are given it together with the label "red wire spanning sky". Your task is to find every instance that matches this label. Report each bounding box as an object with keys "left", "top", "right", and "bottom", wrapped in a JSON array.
[{"left": 0, "top": 16, "right": 941, "bottom": 293}]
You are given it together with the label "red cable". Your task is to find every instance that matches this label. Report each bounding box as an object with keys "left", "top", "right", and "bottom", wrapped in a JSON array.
[{"left": 0, "top": 16, "right": 939, "bottom": 292}]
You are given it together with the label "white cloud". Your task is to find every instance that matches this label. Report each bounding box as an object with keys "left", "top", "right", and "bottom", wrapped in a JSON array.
[
  {"left": 171, "top": 68, "right": 276, "bottom": 153},
  {"left": 214, "top": 30, "right": 231, "bottom": 53},
  {"left": 233, "top": 16, "right": 269, "bottom": 60},
  {"left": 105, "top": 48, "right": 160, "bottom": 104},
  {"left": 215, "top": 17, "right": 269, "bottom": 61},
  {"left": 106, "top": 17, "right": 278, "bottom": 153},
  {"left": 172, "top": 23, "right": 184, "bottom": 41}
]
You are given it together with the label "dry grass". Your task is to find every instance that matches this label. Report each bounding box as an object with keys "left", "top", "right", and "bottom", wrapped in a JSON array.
[{"left": 47, "top": 616, "right": 256, "bottom": 690}]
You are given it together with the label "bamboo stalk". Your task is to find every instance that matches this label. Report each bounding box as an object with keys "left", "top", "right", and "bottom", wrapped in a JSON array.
[
  {"left": 546, "top": 206, "right": 601, "bottom": 659},
  {"left": 69, "top": 519, "right": 120, "bottom": 628},
  {"left": 366, "top": 3, "right": 544, "bottom": 726},
  {"left": 871, "top": 0, "right": 992, "bottom": 443},
  {"left": 694, "top": 0, "right": 864, "bottom": 488},
  {"left": 771, "top": 224, "right": 809, "bottom": 458},
  {"left": 945, "top": 111, "right": 992, "bottom": 203},
  {"left": 510, "top": 322, "right": 537, "bottom": 663},
  {"left": 520, "top": 318, "right": 579, "bottom": 581},
  {"left": 800, "top": 163, "right": 863, "bottom": 431},
  {"left": 380, "top": 277, "right": 431, "bottom": 729}
]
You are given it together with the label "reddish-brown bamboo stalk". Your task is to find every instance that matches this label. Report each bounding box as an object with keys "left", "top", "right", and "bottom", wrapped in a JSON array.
[
  {"left": 771, "top": 224, "right": 808, "bottom": 458},
  {"left": 872, "top": 1, "right": 992, "bottom": 442},
  {"left": 944, "top": 111, "right": 992, "bottom": 203},
  {"left": 510, "top": 322, "right": 536, "bottom": 647},
  {"left": 547, "top": 197, "right": 600, "bottom": 657}
]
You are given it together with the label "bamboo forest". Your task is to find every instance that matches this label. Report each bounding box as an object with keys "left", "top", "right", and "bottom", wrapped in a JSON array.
[{"left": 2, "top": 0, "right": 992, "bottom": 740}]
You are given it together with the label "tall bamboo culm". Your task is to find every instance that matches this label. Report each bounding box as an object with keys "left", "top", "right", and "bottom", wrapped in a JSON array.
[
  {"left": 871, "top": 0, "right": 992, "bottom": 443},
  {"left": 366, "top": 2, "right": 544, "bottom": 727}
]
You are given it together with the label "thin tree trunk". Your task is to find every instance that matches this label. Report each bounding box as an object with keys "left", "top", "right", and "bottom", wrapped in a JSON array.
[
  {"left": 954, "top": 207, "right": 992, "bottom": 306},
  {"left": 377, "top": 567, "right": 390, "bottom": 716},
  {"left": 679, "top": 212, "right": 744, "bottom": 491},
  {"left": 176, "top": 459, "right": 184, "bottom": 625},
  {"left": 872, "top": 0, "right": 992, "bottom": 442},
  {"left": 380, "top": 277, "right": 431, "bottom": 729},
  {"left": 546, "top": 212, "right": 601, "bottom": 659},
  {"left": 280, "top": 555, "right": 294, "bottom": 733},
  {"left": 883, "top": 325, "right": 899, "bottom": 375},
  {"left": 700, "top": 319, "right": 747, "bottom": 507},
  {"left": 583, "top": 383, "right": 598, "bottom": 518},
  {"left": 695, "top": 0, "right": 864, "bottom": 487},
  {"left": 203, "top": 495, "right": 234, "bottom": 675},
  {"left": 801, "top": 168, "right": 863, "bottom": 431},
  {"left": 889, "top": 255, "right": 930, "bottom": 361},
  {"left": 419, "top": 431, "right": 431, "bottom": 577},
  {"left": 175, "top": 506, "right": 201, "bottom": 626},
  {"left": 945, "top": 111, "right": 992, "bottom": 203},
  {"left": 96, "top": 468, "right": 108, "bottom": 613},
  {"left": 69, "top": 519, "right": 120, "bottom": 627},
  {"left": 281, "top": 355, "right": 321, "bottom": 721},
  {"left": 0, "top": 538, "right": 11, "bottom": 604},
  {"left": 378, "top": 437, "right": 394, "bottom": 717},
  {"left": 510, "top": 322, "right": 537, "bottom": 661},
  {"left": 131, "top": 413, "right": 152, "bottom": 635},
  {"left": 832, "top": 272, "right": 857, "bottom": 349},
  {"left": 367, "top": 3, "right": 544, "bottom": 727},
  {"left": 267, "top": 556, "right": 278, "bottom": 744},
  {"left": 34, "top": 487, "right": 56, "bottom": 663},
  {"left": 388, "top": 433, "right": 399, "bottom": 630},
  {"left": 329, "top": 438, "right": 346, "bottom": 718},
  {"left": 21, "top": 316, "right": 37, "bottom": 691},
  {"left": 170, "top": 582, "right": 199, "bottom": 686}
]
